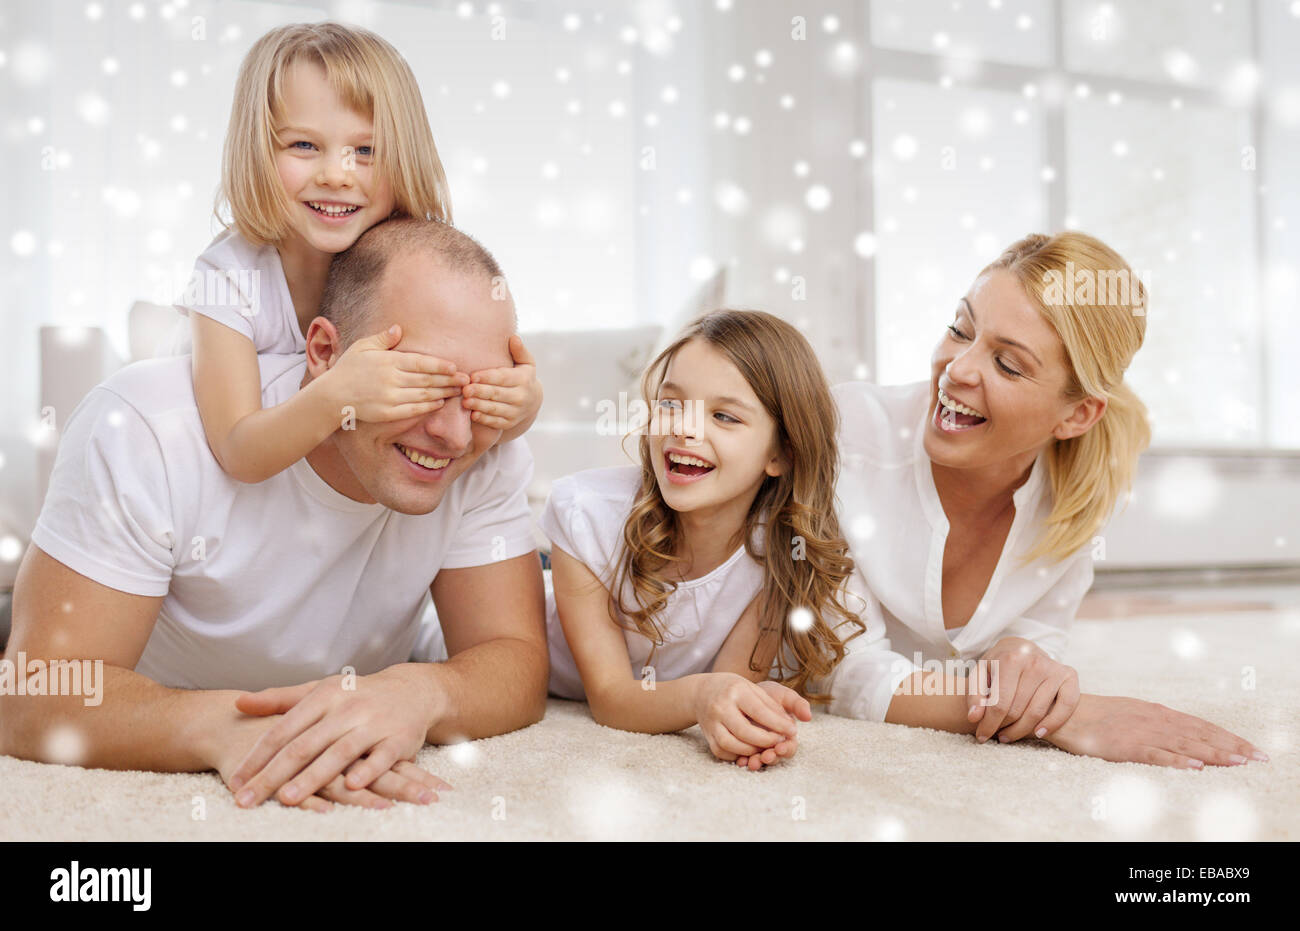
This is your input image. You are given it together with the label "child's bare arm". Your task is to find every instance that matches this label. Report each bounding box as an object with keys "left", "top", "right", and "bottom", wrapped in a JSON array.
[
  {"left": 552, "top": 547, "right": 796, "bottom": 760},
  {"left": 708, "top": 595, "right": 780, "bottom": 683},
  {"left": 191, "top": 314, "right": 343, "bottom": 483},
  {"left": 551, "top": 545, "right": 703, "bottom": 734}
]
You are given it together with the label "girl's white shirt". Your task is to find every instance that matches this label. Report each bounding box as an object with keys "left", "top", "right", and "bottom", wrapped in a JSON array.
[
  {"left": 540, "top": 465, "right": 766, "bottom": 700},
  {"left": 166, "top": 227, "right": 304, "bottom": 356},
  {"left": 822, "top": 380, "right": 1095, "bottom": 722}
]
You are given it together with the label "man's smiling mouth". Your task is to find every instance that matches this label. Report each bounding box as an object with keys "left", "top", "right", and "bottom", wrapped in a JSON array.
[{"left": 396, "top": 443, "right": 451, "bottom": 471}]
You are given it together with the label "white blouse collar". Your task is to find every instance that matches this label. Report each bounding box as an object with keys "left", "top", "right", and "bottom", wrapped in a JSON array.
[{"left": 909, "top": 421, "right": 1050, "bottom": 645}]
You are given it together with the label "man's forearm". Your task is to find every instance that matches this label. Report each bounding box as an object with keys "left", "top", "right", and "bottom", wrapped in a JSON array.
[
  {"left": 406, "top": 636, "right": 548, "bottom": 743},
  {"left": 0, "top": 664, "right": 237, "bottom": 773},
  {"left": 884, "top": 671, "right": 980, "bottom": 734}
]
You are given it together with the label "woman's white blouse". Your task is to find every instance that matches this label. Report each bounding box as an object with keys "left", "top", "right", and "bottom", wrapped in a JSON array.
[
  {"left": 823, "top": 380, "right": 1095, "bottom": 722},
  {"left": 539, "top": 465, "right": 766, "bottom": 700}
]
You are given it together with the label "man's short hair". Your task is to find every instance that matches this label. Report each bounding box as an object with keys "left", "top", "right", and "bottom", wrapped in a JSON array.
[{"left": 319, "top": 217, "right": 508, "bottom": 346}]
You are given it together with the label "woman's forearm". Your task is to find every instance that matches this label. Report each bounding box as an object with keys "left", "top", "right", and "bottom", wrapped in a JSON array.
[{"left": 884, "top": 671, "right": 980, "bottom": 734}]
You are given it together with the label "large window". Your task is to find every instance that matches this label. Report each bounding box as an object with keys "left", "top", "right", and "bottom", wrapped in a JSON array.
[
  {"left": 865, "top": 0, "right": 1298, "bottom": 449},
  {"left": 4, "top": 0, "right": 1296, "bottom": 452}
]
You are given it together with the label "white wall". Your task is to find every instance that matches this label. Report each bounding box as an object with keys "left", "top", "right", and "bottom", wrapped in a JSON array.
[{"left": 1, "top": 0, "right": 1298, "bottom": 578}]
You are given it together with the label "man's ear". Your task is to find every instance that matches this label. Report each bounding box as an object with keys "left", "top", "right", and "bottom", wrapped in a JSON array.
[
  {"left": 304, "top": 317, "right": 344, "bottom": 379},
  {"left": 1053, "top": 395, "right": 1107, "bottom": 441}
]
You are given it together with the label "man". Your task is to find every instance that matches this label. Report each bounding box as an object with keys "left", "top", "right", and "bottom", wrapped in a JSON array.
[{"left": 0, "top": 218, "right": 548, "bottom": 812}]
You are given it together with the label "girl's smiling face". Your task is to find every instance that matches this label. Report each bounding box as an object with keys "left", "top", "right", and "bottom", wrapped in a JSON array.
[
  {"left": 273, "top": 58, "right": 396, "bottom": 254},
  {"left": 649, "top": 338, "right": 786, "bottom": 514},
  {"left": 925, "top": 269, "right": 1103, "bottom": 471}
]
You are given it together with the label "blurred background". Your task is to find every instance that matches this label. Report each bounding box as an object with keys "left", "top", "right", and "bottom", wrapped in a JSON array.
[{"left": 1, "top": 0, "right": 1298, "bottom": 613}]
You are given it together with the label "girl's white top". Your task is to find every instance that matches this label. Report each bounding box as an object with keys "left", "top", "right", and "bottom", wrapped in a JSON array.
[
  {"left": 823, "top": 380, "right": 1095, "bottom": 722},
  {"left": 539, "top": 465, "right": 766, "bottom": 700},
  {"left": 167, "top": 227, "right": 304, "bottom": 355}
]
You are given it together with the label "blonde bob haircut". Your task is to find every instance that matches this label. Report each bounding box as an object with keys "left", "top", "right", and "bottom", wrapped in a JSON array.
[
  {"left": 216, "top": 22, "right": 452, "bottom": 245},
  {"left": 986, "top": 231, "right": 1151, "bottom": 564}
]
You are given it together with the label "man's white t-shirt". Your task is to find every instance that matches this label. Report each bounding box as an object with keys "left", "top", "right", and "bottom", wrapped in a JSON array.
[
  {"left": 167, "top": 227, "right": 304, "bottom": 356},
  {"left": 31, "top": 354, "right": 538, "bottom": 692},
  {"left": 538, "top": 466, "right": 765, "bottom": 700},
  {"left": 822, "top": 380, "right": 1095, "bottom": 722}
]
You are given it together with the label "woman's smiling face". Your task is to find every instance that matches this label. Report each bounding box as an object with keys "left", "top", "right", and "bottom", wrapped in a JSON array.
[
  {"left": 925, "top": 269, "right": 1100, "bottom": 471},
  {"left": 648, "top": 338, "right": 785, "bottom": 514}
]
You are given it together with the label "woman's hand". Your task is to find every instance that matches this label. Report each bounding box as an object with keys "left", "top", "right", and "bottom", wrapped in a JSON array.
[
  {"left": 693, "top": 673, "right": 799, "bottom": 763},
  {"left": 1046, "top": 693, "right": 1268, "bottom": 769},
  {"left": 969, "top": 636, "right": 1080, "bottom": 743},
  {"left": 733, "top": 681, "right": 812, "bottom": 771}
]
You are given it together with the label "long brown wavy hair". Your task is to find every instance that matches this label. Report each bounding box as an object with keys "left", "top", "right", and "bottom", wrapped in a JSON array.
[{"left": 609, "top": 310, "right": 866, "bottom": 702}]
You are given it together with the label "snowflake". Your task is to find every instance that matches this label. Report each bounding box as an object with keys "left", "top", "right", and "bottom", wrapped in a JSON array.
[
  {"left": 874, "top": 816, "right": 906, "bottom": 840},
  {"left": 804, "top": 186, "right": 831, "bottom": 212},
  {"left": 0, "top": 535, "right": 22, "bottom": 562},
  {"left": 891, "top": 134, "right": 918, "bottom": 161},
  {"left": 446, "top": 740, "right": 479, "bottom": 767},
  {"left": 1194, "top": 793, "right": 1257, "bottom": 842},
  {"left": 10, "top": 230, "right": 37, "bottom": 257},
  {"left": 44, "top": 725, "right": 89, "bottom": 766},
  {"left": 567, "top": 776, "right": 661, "bottom": 840},
  {"left": 789, "top": 607, "right": 814, "bottom": 633},
  {"left": 1097, "top": 774, "right": 1163, "bottom": 836},
  {"left": 1169, "top": 629, "right": 1205, "bottom": 661},
  {"left": 714, "top": 183, "right": 748, "bottom": 216}
]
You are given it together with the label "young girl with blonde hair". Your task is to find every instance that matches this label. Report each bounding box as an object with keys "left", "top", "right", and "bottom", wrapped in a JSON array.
[
  {"left": 542, "top": 310, "right": 868, "bottom": 769},
  {"left": 177, "top": 22, "right": 539, "bottom": 483}
]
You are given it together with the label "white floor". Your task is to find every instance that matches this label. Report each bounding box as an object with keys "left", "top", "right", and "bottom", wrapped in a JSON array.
[{"left": 1, "top": 586, "right": 1296, "bottom": 841}]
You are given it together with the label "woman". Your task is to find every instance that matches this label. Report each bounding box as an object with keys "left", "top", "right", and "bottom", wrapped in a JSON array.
[{"left": 819, "top": 232, "right": 1267, "bottom": 770}]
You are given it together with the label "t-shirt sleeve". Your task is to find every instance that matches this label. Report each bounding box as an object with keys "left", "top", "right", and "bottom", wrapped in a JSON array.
[
  {"left": 176, "top": 252, "right": 257, "bottom": 344},
  {"left": 175, "top": 236, "right": 301, "bottom": 354},
  {"left": 821, "top": 578, "right": 919, "bottom": 723},
  {"left": 537, "top": 473, "right": 615, "bottom": 583},
  {"left": 439, "top": 438, "right": 539, "bottom": 569},
  {"left": 1000, "top": 549, "right": 1095, "bottom": 661},
  {"left": 30, "top": 387, "right": 177, "bottom": 596}
]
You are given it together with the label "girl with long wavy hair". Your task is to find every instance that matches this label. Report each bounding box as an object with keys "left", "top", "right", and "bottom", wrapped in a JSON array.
[{"left": 541, "top": 310, "right": 867, "bottom": 769}]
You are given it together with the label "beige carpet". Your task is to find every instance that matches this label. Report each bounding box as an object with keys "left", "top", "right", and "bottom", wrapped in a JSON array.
[{"left": 1, "top": 606, "right": 1296, "bottom": 841}]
